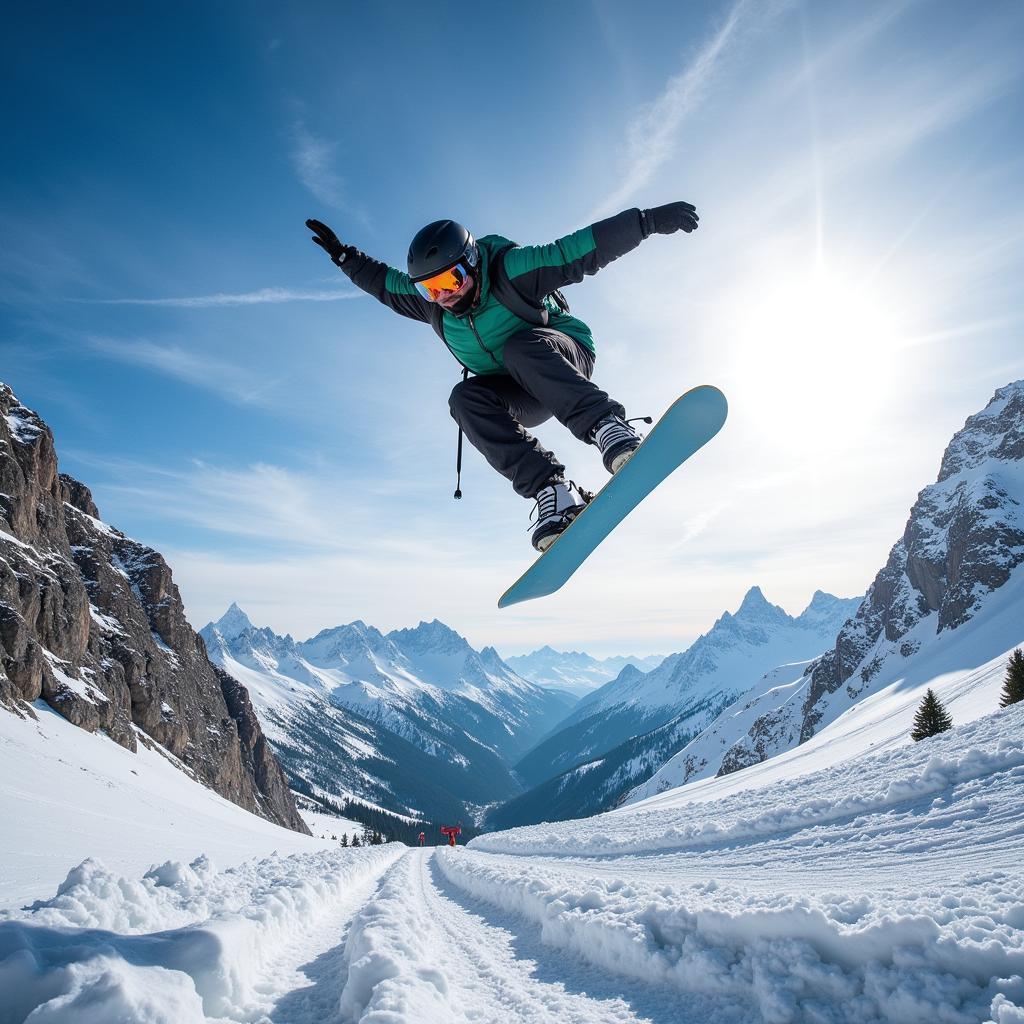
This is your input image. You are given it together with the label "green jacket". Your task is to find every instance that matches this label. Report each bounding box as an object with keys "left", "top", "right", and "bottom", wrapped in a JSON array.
[{"left": 337, "top": 207, "right": 651, "bottom": 376}]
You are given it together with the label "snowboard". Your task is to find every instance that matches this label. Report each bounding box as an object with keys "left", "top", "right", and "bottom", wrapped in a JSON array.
[{"left": 498, "top": 385, "right": 728, "bottom": 608}]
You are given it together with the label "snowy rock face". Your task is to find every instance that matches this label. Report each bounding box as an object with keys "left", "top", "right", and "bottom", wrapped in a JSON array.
[
  {"left": 799, "top": 382, "right": 1024, "bottom": 740},
  {"left": 701, "top": 380, "right": 1024, "bottom": 784},
  {"left": 0, "top": 383, "right": 308, "bottom": 834}
]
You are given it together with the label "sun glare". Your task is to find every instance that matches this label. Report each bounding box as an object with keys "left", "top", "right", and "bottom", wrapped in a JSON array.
[{"left": 732, "top": 270, "right": 901, "bottom": 451}]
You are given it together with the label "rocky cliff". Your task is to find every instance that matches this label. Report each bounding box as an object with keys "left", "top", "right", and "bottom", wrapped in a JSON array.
[
  {"left": 0, "top": 382, "right": 308, "bottom": 834},
  {"left": 717, "top": 380, "right": 1024, "bottom": 776}
]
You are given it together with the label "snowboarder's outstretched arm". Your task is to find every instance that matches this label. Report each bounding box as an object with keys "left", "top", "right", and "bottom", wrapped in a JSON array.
[
  {"left": 306, "top": 218, "right": 432, "bottom": 323},
  {"left": 501, "top": 202, "right": 698, "bottom": 304}
]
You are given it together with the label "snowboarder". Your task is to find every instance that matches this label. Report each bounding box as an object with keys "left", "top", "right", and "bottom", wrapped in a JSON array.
[{"left": 306, "top": 203, "right": 699, "bottom": 551}]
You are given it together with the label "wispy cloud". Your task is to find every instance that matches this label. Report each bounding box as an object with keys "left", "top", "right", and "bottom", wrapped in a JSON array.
[
  {"left": 593, "top": 0, "right": 786, "bottom": 218},
  {"left": 86, "top": 337, "right": 280, "bottom": 404},
  {"left": 74, "top": 453, "right": 459, "bottom": 554},
  {"left": 87, "top": 286, "right": 361, "bottom": 308},
  {"left": 290, "top": 122, "right": 369, "bottom": 225}
]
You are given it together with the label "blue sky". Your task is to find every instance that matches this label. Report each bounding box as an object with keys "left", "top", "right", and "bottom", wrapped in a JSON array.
[{"left": 2, "top": 0, "right": 1023, "bottom": 657}]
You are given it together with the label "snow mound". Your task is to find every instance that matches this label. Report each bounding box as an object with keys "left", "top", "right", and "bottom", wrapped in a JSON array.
[
  {"left": 0, "top": 844, "right": 403, "bottom": 1022},
  {"left": 438, "top": 849, "right": 1024, "bottom": 1024},
  {"left": 339, "top": 854, "right": 454, "bottom": 1022}
]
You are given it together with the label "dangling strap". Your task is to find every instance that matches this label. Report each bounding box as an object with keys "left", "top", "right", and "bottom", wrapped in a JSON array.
[{"left": 454, "top": 367, "right": 469, "bottom": 499}]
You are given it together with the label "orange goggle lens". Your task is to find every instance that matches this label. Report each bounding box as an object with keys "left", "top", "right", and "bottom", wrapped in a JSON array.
[{"left": 414, "top": 262, "right": 471, "bottom": 301}]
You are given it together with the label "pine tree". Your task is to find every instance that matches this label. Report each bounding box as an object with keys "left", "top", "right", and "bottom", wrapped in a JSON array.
[
  {"left": 911, "top": 688, "right": 953, "bottom": 741},
  {"left": 351, "top": 833, "right": 361, "bottom": 847},
  {"left": 340, "top": 833, "right": 348, "bottom": 847},
  {"left": 1000, "top": 648, "right": 1024, "bottom": 708}
]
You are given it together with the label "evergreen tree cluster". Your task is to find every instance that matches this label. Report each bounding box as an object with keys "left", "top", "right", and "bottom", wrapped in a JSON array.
[
  {"left": 1000, "top": 648, "right": 1024, "bottom": 708},
  {"left": 339, "top": 827, "right": 386, "bottom": 847}
]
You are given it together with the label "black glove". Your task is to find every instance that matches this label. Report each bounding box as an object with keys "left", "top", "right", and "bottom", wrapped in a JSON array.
[
  {"left": 306, "top": 218, "right": 357, "bottom": 266},
  {"left": 641, "top": 202, "right": 699, "bottom": 237}
]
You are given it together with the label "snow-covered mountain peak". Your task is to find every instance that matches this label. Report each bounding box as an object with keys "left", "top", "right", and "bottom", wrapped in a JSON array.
[
  {"left": 795, "top": 590, "right": 858, "bottom": 631},
  {"left": 387, "top": 619, "right": 470, "bottom": 656},
  {"left": 734, "top": 585, "right": 789, "bottom": 624},
  {"left": 504, "top": 647, "right": 667, "bottom": 697},
  {"left": 938, "top": 379, "right": 1023, "bottom": 482},
  {"left": 567, "top": 588, "right": 858, "bottom": 728},
  {"left": 479, "top": 646, "right": 506, "bottom": 669},
  {"left": 300, "top": 621, "right": 397, "bottom": 664},
  {"left": 612, "top": 663, "right": 645, "bottom": 687},
  {"left": 209, "top": 602, "right": 254, "bottom": 641}
]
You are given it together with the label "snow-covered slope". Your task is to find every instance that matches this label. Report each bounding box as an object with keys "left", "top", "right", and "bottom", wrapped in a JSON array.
[
  {"left": 509, "top": 589, "right": 859, "bottom": 808},
  {"left": 631, "top": 380, "right": 1024, "bottom": 803},
  {"left": 6, "top": 693, "right": 1022, "bottom": 1023},
  {"left": 504, "top": 646, "right": 665, "bottom": 697},
  {"left": 199, "top": 609, "right": 575, "bottom": 821},
  {"left": 626, "top": 658, "right": 816, "bottom": 800},
  {"left": 0, "top": 701, "right": 333, "bottom": 913}
]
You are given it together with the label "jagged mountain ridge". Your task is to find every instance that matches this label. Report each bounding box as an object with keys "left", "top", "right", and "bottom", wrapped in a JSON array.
[
  {"left": 512, "top": 588, "right": 860, "bottom": 795},
  {"left": 199, "top": 607, "right": 576, "bottom": 820},
  {"left": 491, "top": 589, "right": 859, "bottom": 829},
  {"left": 0, "top": 383, "right": 307, "bottom": 833},
  {"left": 629, "top": 379, "right": 1024, "bottom": 801}
]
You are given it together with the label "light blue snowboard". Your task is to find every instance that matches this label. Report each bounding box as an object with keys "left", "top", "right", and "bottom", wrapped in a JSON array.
[{"left": 499, "top": 385, "right": 728, "bottom": 608}]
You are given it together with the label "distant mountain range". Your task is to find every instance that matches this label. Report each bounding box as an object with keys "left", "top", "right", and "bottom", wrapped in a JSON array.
[
  {"left": 199, "top": 609, "right": 576, "bottom": 822},
  {"left": 488, "top": 587, "right": 860, "bottom": 828},
  {"left": 503, "top": 647, "right": 666, "bottom": 697}
]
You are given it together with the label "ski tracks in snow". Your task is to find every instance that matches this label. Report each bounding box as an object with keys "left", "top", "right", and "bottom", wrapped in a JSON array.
[
  {"left": 235, "top": 861, "right": 393, "bottom": 1023},
  {"left": 339, "top": 848, "right": 696, "bottom": 1023}
]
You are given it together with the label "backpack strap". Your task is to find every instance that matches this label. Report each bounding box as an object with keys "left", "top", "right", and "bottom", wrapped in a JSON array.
[{"left": 489, "top": 242, "right": 571, "bottom": 326}]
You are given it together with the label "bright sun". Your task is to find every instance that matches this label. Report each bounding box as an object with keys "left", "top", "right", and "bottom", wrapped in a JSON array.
[{"left": 732, "top": 269, "right": 901, "bottom": 451}]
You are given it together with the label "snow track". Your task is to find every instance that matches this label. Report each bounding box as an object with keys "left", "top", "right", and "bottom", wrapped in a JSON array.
[{"left": 340, "top": 848, "right": 693, "bottom": 1023}]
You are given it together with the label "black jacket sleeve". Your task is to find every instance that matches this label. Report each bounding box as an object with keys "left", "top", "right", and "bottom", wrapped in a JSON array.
[
  {"left": 337, "top": 250, "right": 433, "bottom": 323},
  {"left": 502, "top": 208, "right": 648, "bottom": 303}
]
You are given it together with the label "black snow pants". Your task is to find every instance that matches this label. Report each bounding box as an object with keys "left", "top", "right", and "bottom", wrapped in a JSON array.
[{"left": 448, "top": 328, "right": 625, "bottom": 499}]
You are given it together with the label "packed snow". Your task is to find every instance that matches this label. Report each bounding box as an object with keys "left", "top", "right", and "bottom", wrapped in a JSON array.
[{"left": 4, "top": 692, "right": 1023, "bottom": 1021}]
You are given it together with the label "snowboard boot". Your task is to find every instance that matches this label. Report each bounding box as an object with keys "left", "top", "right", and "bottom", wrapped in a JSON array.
[
  {"left": 590, "top": 414, "right": 643, "bottom": 474},
  {"left": 530, "top": 478, "right": 589, "bottom": 552}
]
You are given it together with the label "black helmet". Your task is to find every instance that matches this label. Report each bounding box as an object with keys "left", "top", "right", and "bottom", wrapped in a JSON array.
[{"left": 407, "top": 220, "right": 478, "bottom": 282}]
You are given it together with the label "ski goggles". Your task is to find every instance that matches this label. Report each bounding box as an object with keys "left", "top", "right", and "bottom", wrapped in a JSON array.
[{"left": 414, "top": 261, "right": 473, "bottom": 302}]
